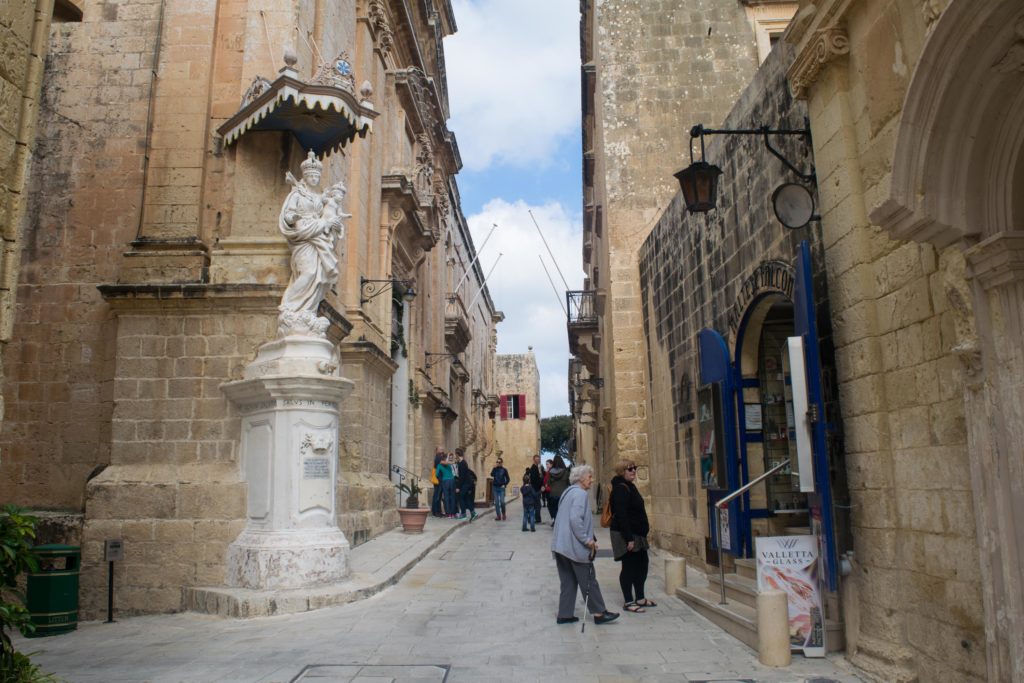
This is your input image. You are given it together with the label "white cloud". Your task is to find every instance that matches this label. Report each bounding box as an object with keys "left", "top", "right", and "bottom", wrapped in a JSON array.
[
  {"left": 467, "top": 200, "right": 582, "bottom": 417},
  {"left": 446, "top": 0, "right": 581, "bottom": 171}
]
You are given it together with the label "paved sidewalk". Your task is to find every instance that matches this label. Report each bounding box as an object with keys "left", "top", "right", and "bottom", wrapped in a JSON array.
[{"left": 15, "top": 498, "right": 863, "bottom": 683}]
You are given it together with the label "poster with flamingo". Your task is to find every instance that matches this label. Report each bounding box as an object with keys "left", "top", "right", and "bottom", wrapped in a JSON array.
[{"left": 755, "top": 535, "right": 826, "bottom": 657}]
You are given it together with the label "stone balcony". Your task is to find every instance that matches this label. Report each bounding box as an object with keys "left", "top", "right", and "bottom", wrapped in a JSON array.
[
  {"left": 445, "top": 294, "right": 472, "bottom": 354},
  {"left": 566, "top": 289, "right": 602, "bottom": 375}
]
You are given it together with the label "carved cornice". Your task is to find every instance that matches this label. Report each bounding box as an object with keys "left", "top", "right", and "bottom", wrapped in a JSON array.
[{"left": 787, "top": 27, "right": 850, "bottom": 99}]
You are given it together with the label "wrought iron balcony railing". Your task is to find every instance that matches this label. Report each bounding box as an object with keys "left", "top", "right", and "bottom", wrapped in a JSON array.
[{"left": 566, "top": 290, "right": 598, "bottom": 327}]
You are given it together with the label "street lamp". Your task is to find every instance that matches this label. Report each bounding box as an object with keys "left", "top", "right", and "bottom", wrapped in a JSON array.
[
  {"left": 360, "top": 277, "right": 416, "bottom": 305},
  {"left": 674, "top": 121, "right": 817, "bottom": 222}
]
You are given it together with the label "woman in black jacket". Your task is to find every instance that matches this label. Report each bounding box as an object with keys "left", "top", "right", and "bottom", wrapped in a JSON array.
[{"left": 609, "top": 460, "right": 655, "bottom": 612}]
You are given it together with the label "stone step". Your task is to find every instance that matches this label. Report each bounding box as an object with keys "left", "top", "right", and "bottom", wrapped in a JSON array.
[
  {"left": 678, "top": 583, "right": 759, "bottom": 650},
  {"left": 707, "top": 569, "right": 758, "bottom": 608},
  {"left": 735, "top": 557, "right": 757, "bottom": 580},
  {"left": 678, "top": 582, "right": 847, "bottom": 653}
]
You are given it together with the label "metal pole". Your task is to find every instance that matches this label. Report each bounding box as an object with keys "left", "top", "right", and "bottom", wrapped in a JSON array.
[
  {"left": 106, "top": 561, "right": 115, "bottom": 623},
  {"left": 528, "top": 209, "right": 571, "bottom": 291},
  {"left": 717, "top": 508, "right": 727, "bottom": 605},
  {"left": 452, "top": 223, "right": 497, "bottom": 296},
  {"left": 466, "top": 254, "right": 502, "bottom": 311},
  {"left": 539, "top": 255, "right": 568, "bottom": 317}
]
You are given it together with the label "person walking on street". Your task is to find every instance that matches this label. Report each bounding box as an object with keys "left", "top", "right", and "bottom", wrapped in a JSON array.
[
  {"left": 435, "top": 454, "right": 457, "bottom": 518},
  {"left": 546, "top": 455, "right": 571, "bottom": 524},
  {"left": 550, "top": 464, "right": 618, "bottom": 625},
  {"left": 490, "top": 458, "right": 510, "bottom": 520},
  {"left": 456, "top": 449, "right": 477, "bottom": 520},
  {"left": 431, "top": 446, "right": 445, "bottom": 517},
  {"left": 609, "top": 460, "right": 655, "bottom": 612},
  {"left": 448, "top": 452, "right": 462, "bottom": 517},
  {"left": 528, "top": 454, "right": 545, "bottom": 524},
  {"left": 520, "top": 473, "right": 540, "bottom": 532}
]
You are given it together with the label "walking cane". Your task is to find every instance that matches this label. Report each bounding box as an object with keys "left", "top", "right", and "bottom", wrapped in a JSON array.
[{"left": 579, "top": 542, "right": 597, "bottom": 633}]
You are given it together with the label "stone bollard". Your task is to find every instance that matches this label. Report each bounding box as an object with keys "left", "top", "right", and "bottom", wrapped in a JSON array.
[
  {"left": 664, "top": 557, "right": 686, "bottom": 595},
  {"left": 757, "top": 590, "right": 791, "bottom": 667}
]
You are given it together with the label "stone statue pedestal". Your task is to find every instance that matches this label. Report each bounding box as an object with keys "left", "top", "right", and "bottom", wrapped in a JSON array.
[{"left": 221, "top": 335, "right": 354, "bottom": 589}]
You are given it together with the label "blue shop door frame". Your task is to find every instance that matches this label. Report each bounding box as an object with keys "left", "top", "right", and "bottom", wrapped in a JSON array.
[
  {"left": 697, "top": 328, "right": 741, "bottom": 556},
  {"left": 793, "top": 240, "right": 839, "bottom": 591}
]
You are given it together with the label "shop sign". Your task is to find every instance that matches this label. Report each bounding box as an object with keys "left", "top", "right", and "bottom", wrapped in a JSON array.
[
  {"left": 728, "top": 260, "right": 795, "bottom": 335},
  {"left": 755, "top": 535, "right": 825, "bottom": 657}
]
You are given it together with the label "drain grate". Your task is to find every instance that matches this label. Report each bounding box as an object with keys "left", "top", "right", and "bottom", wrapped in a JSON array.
[
  {"left": 439, "top": 550, "right": 513, "bottom": 561},
  {"left": 290, "top": 664, "right": 449, "bottom": 682}
]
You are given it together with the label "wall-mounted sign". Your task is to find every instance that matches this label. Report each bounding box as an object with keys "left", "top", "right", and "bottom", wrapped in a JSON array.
[
  {"left": 718, "top": 506, "right": 731, "bottom": 553},
  {"left": 744, "top": 404, "right": 763, "bottom": 431},
  {"left": 104, "top": 539, "right": 124, "bottom": 562},
  {"left": 755, "top": 535, "right": 825, "bottom": 657}
]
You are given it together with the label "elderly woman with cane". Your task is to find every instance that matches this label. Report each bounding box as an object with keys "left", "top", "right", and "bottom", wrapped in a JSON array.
[{"left": 550, "top": 464, "right": 619, "bottom": 625}]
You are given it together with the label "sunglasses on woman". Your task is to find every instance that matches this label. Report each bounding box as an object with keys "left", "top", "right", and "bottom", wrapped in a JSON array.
[{"left": 625, "top": 466, "right": 637, "bottom": 472}]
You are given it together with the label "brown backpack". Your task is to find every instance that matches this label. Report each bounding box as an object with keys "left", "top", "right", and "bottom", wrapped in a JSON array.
[{"left": 600, "top": 493, "right": 613, "bottom": 528}]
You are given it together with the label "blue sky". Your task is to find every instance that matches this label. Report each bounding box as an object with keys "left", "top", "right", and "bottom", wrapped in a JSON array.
[{"left": 445, "top": 0, "right": 583, "bottom": 418}]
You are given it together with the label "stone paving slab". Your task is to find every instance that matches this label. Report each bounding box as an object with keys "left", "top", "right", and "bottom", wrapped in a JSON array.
[{"left": 14, "top": 498, "right": 864, "bottom": 683}]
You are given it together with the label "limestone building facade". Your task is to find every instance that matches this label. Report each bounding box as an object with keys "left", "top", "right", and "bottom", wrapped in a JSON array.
[
  {"left": 570, "top": 0, "right": 797, "bottom": 493},
  {"left": 573, "top": 0, "right": 1024, "bottom": 681},
  {"left": 493, "top": 350, "right": 540, "bottom": 484},
  {"left": 0, "top": 0, "right": 500, "bottom": 619},
  {"left": 0, "top": 0, "right": 81, "bottom": 445}
]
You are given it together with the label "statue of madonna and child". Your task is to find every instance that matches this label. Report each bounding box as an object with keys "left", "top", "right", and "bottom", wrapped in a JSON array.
[{"left": 277, "top": 150, "right": 351, "bottom": 337}]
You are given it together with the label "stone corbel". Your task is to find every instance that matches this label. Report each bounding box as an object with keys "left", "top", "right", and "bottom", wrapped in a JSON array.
[
  {"left": 367, "top": 0, "right": 395, "bottom": 58},
  {"left": 965, "top": 231, "right": 1024, "bottom": 292},
  {"left": 787, "top": 26, "right": 850, "bottom": 99}
]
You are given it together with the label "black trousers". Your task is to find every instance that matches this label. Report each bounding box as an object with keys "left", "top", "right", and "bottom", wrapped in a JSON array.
[
  {"left": 547, "top": 493, "right": 559, "bottom": 520},
  {"left": 619, "top": 549, "right": 649, "bottom": 603}
]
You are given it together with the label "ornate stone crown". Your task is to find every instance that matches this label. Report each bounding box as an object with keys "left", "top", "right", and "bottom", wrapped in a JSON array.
[{"left": 300, "top": 150, "right": 323, "bottom": 175}]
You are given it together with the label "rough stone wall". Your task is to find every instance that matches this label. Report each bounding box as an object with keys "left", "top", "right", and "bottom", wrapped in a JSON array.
[
  {"left": 778, "top": 2, "right": 987, "bottom": 679},
  {"left": 588, "top": 0, "right": 760, "bottom": 489},
  {"left": 338, "top": 342, "right": 399, "bottom": 545},
  {"left": 493, "top": 352, "right": 540, "bottom": 480},
  {"left": 783, "top": 1, "right": 987, "bottom": 680},
  {"left": 637, "top": 43, "right": 839, "bottom": 563},
  {"left": 80, "top": 305, "right": 271, "bottom": 617},
  {"left": 0, "top": 2, "right": 160, "bottom": 509}
]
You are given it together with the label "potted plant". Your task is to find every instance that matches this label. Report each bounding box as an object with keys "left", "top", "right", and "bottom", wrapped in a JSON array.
[{"left": 395, "top": 475, "right": 429, "bottom": 533}]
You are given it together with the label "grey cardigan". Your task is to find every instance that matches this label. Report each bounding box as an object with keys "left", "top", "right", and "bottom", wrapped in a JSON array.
[{"left": 550, "top": 484, "right": 594, "bottom": 563}]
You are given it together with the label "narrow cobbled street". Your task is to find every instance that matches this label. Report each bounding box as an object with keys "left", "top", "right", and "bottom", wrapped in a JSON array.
[{"left": 19, "top": 499, "right": 861, "bottom": 683}]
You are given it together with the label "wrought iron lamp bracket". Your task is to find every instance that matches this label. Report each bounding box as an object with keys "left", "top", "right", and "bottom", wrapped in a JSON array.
[
  {"left": 360, "top": 276, "right": 415, "bottom": 305},
  {"left": 689, "top": 119, "right": 816, "bottom": 185}
]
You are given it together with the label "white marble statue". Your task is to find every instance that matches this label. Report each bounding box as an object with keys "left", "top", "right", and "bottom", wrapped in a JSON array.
[{"left": 278, "top": 151, "right": 350, "bottom": 337}]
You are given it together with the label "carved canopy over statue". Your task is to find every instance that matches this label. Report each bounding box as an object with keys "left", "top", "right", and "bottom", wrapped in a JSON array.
[{"left": 278, "top": 150, "right": 350, "bottom": 337}]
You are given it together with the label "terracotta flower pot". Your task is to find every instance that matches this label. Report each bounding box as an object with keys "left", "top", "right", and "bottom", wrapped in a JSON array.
[{"left": 398, "top": 507, "right": 429, "bottom": 533}]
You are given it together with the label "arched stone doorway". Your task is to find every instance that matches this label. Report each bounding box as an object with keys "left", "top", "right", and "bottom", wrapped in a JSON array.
[{"left": 872, "top": 1, "right": 1024, "bottom": 679}]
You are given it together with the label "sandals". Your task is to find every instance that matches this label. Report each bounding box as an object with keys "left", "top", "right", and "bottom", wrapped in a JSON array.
[
  {"left": 635, "top": 598, "right": 657, "bottom": 607},
  {"left": 623, "top": 601, "right": 646, "bottom": 613}
]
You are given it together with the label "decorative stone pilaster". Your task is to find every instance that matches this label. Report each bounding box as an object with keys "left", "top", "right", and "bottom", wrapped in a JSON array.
[
  {"left": 963, "top": 230, "right": 1024, "bottom": 683},
  {"left": 220, "top": 335, "right": 354, "bottom": 589},
  {"left": 787, "top": 27, "right": 850, "bottom": 99}
]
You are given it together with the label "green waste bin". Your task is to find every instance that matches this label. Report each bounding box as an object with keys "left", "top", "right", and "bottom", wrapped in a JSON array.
[{"left": 25, "top": 544, "right": 80, "bottom": 637}]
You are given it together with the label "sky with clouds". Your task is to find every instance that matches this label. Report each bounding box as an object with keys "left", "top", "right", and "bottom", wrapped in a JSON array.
[{"left": 445, "top": 0, "right": 583, "bottom": 418}]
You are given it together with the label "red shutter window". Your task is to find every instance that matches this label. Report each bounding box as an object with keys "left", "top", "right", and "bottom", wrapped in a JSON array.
[
  {"left": 517, "top": 394, "right": 526, "bottom": 420},
  {"left": 499, "top": 395, "right": 508, "bottom": 420}
]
